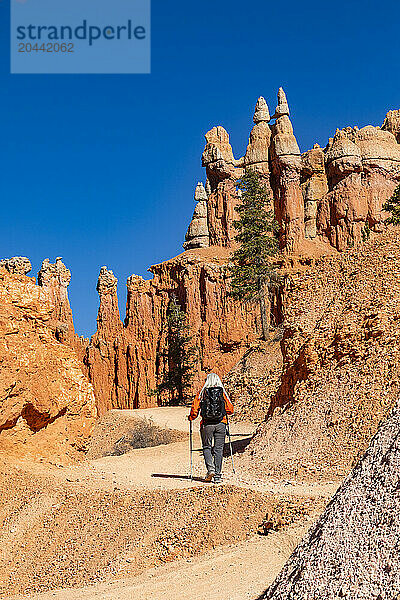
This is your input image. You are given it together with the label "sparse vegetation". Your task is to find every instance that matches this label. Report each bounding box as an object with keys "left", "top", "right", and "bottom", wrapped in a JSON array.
[
  {"left": 362, "top": 221, "right": 371, "bottom": 242},
  {"left": 383, "top": 184, "right": 400, "bottom": 225},
  {"left": 229, "top": 170, "right": 280, "bottom": 340},
  {"left": 111, "top": 418, "right": 186, "bottom": 456}
]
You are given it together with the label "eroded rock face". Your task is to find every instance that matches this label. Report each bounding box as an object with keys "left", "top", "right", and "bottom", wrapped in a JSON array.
[
  {"left": 243, "top": 228, "right": 400, "bottom": 482},
  {"left": 301, "top": 145, "right": 328, "bottom": 239},
  {"left": 202, "top": 126, "right": 242, "bottom": 247},
  {"left": 382, "top": 108, "right": 400, "bottom": 142},
  {"left": 0, "top": 267, "right": 97, "bottom": 463},
  {"left": 318, "top": 124, "right": 400, "bottom": 249},
  {"left": 263, "top": 395, "right": 400, "bottom": 599}
]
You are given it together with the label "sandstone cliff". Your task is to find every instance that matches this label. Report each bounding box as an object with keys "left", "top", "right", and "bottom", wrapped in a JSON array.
[
  {"left": 0, "top": 265, "right": 97, "bottom": 463},
  {"left": 186, "top": 91, "right": 400, "bottom": 254}
]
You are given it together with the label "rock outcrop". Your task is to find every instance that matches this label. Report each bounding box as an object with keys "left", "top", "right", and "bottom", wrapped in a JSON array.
[
  {"left": 270, "top": 89, "right": 305, "bottom": 251},
  {"left": 0, "top": 256, "right": 32, "bottom": 275},
  {"left": 263, "top": 395, "right": 400, "bottom": 599},
  {"left": 301, "top": 145, "right": 328, "bottom": 239},
  {"left": 382, "top": 108, "right": 400, "bottom": 142},
  {"left": 85, "top": 267, "right": 128, "bottom": 415},
  {"left": 84, "top": 91, "right": 400, "bottom": 412},
  {"left": 318, "top": 125, "right": 400, "bottom": 249},
  {"left": 201, "top": 126, "right": 242, "bottom": 248},
  {"left": 0, "top": 266, "right": 97, "bottom": 463},
  {"left": 244, "top": 97, "right": 272, "bottom": 184}
]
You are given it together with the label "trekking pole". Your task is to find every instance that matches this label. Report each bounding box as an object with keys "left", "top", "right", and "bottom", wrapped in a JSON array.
[
  {"left": 189, "top": 419, "right": 193, "bottom": 481},
  {"left": 226, "top": 416, "right": 236, "bottom": 475}
]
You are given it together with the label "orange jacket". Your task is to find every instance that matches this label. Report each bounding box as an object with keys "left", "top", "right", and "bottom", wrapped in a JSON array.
[{"left": 189, "top": 389, "right": 234, "bottom": 425}]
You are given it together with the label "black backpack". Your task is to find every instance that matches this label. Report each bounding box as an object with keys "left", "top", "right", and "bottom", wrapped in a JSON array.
[{"left": 200, "top": 387, "right": 226, "bottom": 424}]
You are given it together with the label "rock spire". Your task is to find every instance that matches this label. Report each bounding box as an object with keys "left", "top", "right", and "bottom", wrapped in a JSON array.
[
  {"left": 37, "top": 257, "right": 75, "bottom": 343},
  {"left": 273, "top": 87, "right": 290, "bottom": 118},
  {"left": 270, "top": 87, "right": 305, "bottom": 251},
  {"left": 253, "top": 96, "right": 270, "bottom": 123},
  {"left": 183, "top": 182, "right": 210, "bottom": 250}
]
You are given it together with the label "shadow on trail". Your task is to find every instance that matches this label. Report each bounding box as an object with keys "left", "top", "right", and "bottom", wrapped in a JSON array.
[
  {"left": 223, "top": 434, "right": 253, "bottom": 457},
  {"left": 151, "top": 473, "right": 205, "bottom": 483}
]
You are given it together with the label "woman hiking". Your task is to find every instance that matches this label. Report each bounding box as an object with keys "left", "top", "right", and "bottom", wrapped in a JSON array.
[{"left": 188, "top": 373, "right": 234, "bottom": 484}]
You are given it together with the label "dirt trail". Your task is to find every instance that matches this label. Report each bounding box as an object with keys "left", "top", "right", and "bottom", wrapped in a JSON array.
[
  {"left": 2, "top": 408, "right": 339, "bottom": 599},
  {"left": 53, "top": 407, "right": 338, "bottom": 497}
]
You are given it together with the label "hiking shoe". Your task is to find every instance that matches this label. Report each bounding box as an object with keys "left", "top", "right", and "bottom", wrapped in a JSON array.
[
  {"left": 204, "top": 472, "right": 214, "bottom": 483},
  {"left": 213, "top": 476, "right": 222, "bottom": 485}
]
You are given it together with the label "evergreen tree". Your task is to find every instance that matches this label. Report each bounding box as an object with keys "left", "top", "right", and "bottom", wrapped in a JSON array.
[
  {"left": 154, "top": 295, "right": 198, "bottom": 405},
  {"left": 383, "top": 184, "right": 400, "bottom": 225},
  {"left": 230, "top": 169, "right": 279, "bottom": 340}
]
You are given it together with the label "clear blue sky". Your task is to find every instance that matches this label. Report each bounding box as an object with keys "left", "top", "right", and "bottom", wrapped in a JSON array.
[{"left": 0, "top": 0, "right": 399, "bottom": 335}]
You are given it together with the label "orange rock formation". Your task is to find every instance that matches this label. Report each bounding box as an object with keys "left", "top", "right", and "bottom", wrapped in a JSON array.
[
  {"left": 0, "top": 265, "right": 97, "bottom": 462},
  {"left": 83, "top": 90, "right": 400, "bottom": 412}
]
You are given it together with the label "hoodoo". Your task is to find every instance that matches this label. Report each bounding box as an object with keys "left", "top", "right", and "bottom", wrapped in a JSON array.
[{"left": 183, "top": 182, "right": 210, "bottom": 250}]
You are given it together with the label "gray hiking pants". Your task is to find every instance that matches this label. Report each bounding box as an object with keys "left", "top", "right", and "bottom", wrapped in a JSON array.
[{"left": 200, "top": 422, "right": 226, "bottom": 477}]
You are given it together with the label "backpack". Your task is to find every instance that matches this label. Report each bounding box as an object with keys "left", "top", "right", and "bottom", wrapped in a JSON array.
[{"left": 200, "top": 387, "right": 226, "bottom": 424}]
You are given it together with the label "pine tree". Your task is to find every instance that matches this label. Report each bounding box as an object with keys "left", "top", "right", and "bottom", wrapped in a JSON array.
[
  {"left": 383, "top": 184, "right": 400, "bottom": 225},
  {"left": 154, "top": 296, "right": 198, "bottom": 405},
  {"left": 230, "top": 170, "right": 279, "bottom": 340}
]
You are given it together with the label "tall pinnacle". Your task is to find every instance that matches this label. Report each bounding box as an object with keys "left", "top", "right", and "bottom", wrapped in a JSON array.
[
  {"left": 253, "top": 96, "right": 270, "bottom": 123},
  {"left": 274, "top": 87, "right": 290, "bottom": 117},
  {"left": 194, "top": 182, "right": 208, "bottom": 202}
]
